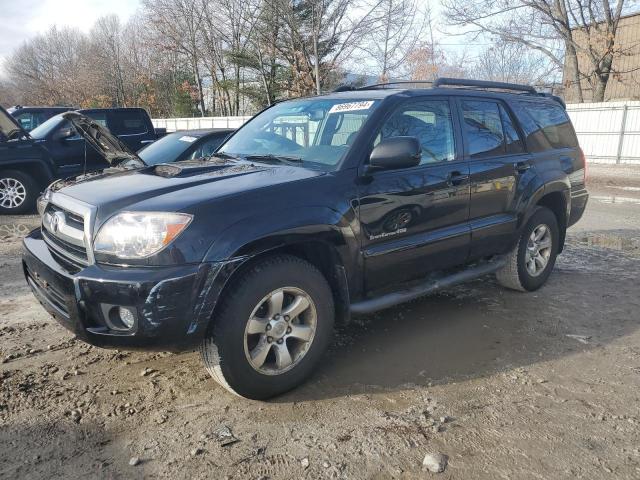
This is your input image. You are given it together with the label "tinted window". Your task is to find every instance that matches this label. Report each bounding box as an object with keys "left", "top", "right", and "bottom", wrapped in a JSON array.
[
  {"left": 499, "top": 104, "right": 525, "bottom": 154},
  {"left": 108, "top": 110, "right": 147, "bottom": 135},
  {"left": 377, "top": 99, "right": 455, "bottom": 164},
  {"left": 14, "top": 112, "right": 49, "bottom": 131},
  {"left": 518, "top": 101, "right": 577, "bottom": 149},
  {"left": 189, "top": 135, "right": 227, "bottom": 159},
  {"left": 462, "top": 100, "right": 505, "bottom": 159}
]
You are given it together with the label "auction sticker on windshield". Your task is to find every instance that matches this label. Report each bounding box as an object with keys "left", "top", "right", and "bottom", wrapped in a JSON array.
[
  {"left": 329, "top": 101, "right": 375, "bottom": 114},
  {"left": 179, "top": 136, "right": 198, "bottom": 143}
]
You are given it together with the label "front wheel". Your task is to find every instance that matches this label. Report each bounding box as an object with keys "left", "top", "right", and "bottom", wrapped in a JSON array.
[
  {"left": 0, "top": 171, "right": 38, "bottom": 215},
  {"left": 496, "top": 206, "right": 560, "bottom": 292},
  {"left": 200, "top": 255, "right": 334, "bottom": 400}
]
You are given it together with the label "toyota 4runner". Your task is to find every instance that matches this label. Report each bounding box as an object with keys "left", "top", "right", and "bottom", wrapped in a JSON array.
[{"left": 22, "top": 78, "right": 588, "bottom": 399}]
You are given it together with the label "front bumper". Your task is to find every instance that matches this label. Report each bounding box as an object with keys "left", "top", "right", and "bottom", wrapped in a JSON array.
[{"left": 22, "top": 229, "right": 242, "bottom": 351}]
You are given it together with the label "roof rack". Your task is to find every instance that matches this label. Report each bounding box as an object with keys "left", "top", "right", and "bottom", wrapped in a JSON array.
[
  {"left": 358, "top": 80, "right": 434, "bottom": 90},
  {"left": 433, "top": 77, "right": 537, "bottom": 93}
]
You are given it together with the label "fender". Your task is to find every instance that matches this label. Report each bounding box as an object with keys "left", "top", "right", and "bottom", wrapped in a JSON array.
[
  {"left": 0, "top": 141, "right": 56, "bottom": 188},
  {"left": 203, "top": 206, "right": 360, "bottom": 274},
  {"left": 517, "top": 166, "right": 571, "bottom": 250}
]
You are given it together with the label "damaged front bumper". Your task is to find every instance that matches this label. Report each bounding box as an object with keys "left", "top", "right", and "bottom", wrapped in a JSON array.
[{"left": 22, "top": 229, "right": 242, "bottom": 351}]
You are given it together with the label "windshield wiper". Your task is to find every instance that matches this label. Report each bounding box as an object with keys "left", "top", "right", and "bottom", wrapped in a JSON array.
[
  {"left": 214, "top": 152, "right": 239, "bottom": 160},
  {"left": 244, "top": 154, "right": 303, "bottom": 166}
]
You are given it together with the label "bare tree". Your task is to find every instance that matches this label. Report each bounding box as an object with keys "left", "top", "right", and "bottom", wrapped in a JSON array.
[
  {"left": 442, "top": 0, "right": 640, "bottom": 102},
  {"left": 472, "top": 40, "right": 557, "bottom": 85},
  {"left": 143, "top": 0, "right": 207, "bottom": 115},
  {"left": 361, "top": 0, "right": 429, "bottom": 80}
]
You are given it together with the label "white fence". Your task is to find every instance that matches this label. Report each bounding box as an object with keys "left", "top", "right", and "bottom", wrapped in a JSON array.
[
  {"left": 153, "top": 101, "right": 640, "bottom": 165},
  {"left": 151, "top": 116, "right": 252, "bottom": 132},
  {"left": 566, "top": 101, "right": 640, "bottom": 165}
]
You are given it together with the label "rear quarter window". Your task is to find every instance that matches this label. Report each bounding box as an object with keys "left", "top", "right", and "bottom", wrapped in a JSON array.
[
  {"left": 109, "top": 110, "right": 148, "bottom": 135},
  {"left": 513, "top": 101, "right": 578, "bottom": 151}
]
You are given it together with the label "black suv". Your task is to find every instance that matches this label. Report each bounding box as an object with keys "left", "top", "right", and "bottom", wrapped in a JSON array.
[
  {"left": 8, "top": 106, "right": 74, "bottom": 131},
  {"left": 0, "top": 107, "right": 160, "bottom": 214},
  {"left": 22, "top": 79, "right": 588, "bottom": 399}
]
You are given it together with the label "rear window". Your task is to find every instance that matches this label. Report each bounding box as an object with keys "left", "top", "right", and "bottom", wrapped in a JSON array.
[
  {"left": 513, "top": 101, "right": 578, "bottom": 151},
  {"left": 109, "top": 110, "right": 148, "bottom": 135}
]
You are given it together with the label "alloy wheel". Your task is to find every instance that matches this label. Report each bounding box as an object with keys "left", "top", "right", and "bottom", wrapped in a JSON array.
[
  {"left": 0, "top": 178, "right": 27, "bottom": 209},
  {"left": 525, "top": 224, "right": 552, "bottom": 277},
  {"left": 244, "top": 287, "right": 317, "bottom": 375}
]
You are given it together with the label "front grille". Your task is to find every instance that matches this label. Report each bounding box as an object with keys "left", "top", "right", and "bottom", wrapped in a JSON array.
[
  {"left": 25, "top": 266, "right": 70, "bottom": 319},
  {"left": 42, "top": 203, "right": 90, "bottom": 268}
]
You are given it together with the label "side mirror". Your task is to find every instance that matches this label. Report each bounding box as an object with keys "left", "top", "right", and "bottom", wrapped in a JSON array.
[
  {"left": 368, "top": 136, "right": 421, "bottom": 172},
  {"left": 53, "top": 127, "right": 75, "bottom": 141}
]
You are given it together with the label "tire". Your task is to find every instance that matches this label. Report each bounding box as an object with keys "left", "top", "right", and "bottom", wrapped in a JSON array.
[
  {"left": 0, "top": 170, "right": 39, "bottom": 215},
  {"left": 200, "top": 255, "right": 335, "bottom": 400},
  {"left": 496, "top": 206, "right": 560, "bottom": 292}
]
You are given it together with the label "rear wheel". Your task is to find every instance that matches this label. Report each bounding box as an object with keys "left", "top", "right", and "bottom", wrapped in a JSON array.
[
  {"left": 0, "top": 171, "right": 38, "bottom": 215},
  {"left": 496, "top": 206, "right": 560, "bottom": 292},
  {"left": 200, "top": 255, "right": 334, "bottom": 400}
]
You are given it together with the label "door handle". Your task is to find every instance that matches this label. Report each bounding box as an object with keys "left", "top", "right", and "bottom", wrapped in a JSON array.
[
  {"left": 514, "top": 162, "right": 531, "bottom": 173},
  {"left": 447, "top": 171, "right": 469, "bottom": 186}
]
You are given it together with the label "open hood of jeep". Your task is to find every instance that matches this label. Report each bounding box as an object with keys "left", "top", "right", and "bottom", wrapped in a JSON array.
[
  {"left": 0, "top": 105, "right": 29, "bottom": 142},
  {"left": 62, "top": 111, "right": 146, "bottom": 168}
]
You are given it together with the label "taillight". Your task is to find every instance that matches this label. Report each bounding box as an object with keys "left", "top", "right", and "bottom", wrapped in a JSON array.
[{"left": 579, "top": 147, "right": 587, "bottom": 185}]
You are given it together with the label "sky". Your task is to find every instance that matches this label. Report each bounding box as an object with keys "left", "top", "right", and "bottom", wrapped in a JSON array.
[{"left": 0, "top": 0, "right": 140, "bottom": 76}]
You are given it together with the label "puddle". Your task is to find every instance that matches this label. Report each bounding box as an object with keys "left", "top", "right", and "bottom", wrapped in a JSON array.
[
  {"left": 574, "top": 233, "right": 640, "bottom": 253},
  {"left": 0, "top": 223, "right": 34, "bottom": 242},
  {"left": 592, "top": 195, "right": 640, "bottom": 205}
]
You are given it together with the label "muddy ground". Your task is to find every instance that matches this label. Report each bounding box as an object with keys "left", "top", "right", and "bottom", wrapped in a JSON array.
[{"left": 1, "top": 164, "right": 639, "bottom": 479}]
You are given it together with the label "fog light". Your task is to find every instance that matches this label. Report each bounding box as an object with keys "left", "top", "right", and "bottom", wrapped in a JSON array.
[{"left": 118, "top": 307, "right": 136, "bottom": 329}]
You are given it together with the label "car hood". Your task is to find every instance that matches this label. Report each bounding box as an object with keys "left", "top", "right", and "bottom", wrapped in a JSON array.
[
  {"left": 62, "top": 111, "right": 146, "bottom": 168},
  {"left": 50, "top": 157, "right": 324, "bottom": 220},
  {"left": 0, "top": 105, "right": 29, "bottom": 141}
]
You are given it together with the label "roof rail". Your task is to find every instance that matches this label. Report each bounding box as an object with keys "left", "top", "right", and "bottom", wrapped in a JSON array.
[
  {"left": 433, "top": 77, "right": 536, "bottom": 93},
  {"left": 358, "top": 80, "right": 433, "bottom": 90}
]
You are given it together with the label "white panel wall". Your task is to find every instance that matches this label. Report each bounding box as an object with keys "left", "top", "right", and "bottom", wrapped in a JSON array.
[
  {"left": 566, "top": 101, "right": 640, "bottom": 165},
  {"left": 151, "top": 116, "right": 252, "bottom": 132}
]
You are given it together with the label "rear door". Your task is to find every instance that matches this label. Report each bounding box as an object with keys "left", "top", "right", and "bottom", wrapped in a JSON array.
[
  {"left": 357, "top": 96, "right": 471, "bottom": 292},
  {"left": 457, "top": 97, "right": 531, "bottom": 259}
]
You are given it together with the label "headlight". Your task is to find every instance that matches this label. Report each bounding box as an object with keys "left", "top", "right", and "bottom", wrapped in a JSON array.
[
  {"left": 93, "top": 212, "right": 192, "bottom": 259},
  {"left": 37, "top": 189, "right": 52, "bottom": 217}
]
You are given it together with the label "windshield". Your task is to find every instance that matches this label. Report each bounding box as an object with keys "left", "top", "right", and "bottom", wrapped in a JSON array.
[
  {"left": 138, "top": 132, "right": 199, "bottom": 165},
  {"left": 218, "top": 98, "right": 380, "bottom": 170},
  {"left": 30, "top": 114, "right": 66, "bottom": 139}
]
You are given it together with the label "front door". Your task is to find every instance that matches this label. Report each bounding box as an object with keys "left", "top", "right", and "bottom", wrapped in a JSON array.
[{"left": 357, "top": 97, "right": 471, "bottom": 293}]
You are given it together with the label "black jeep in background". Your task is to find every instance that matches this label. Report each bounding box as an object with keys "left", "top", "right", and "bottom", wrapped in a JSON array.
[
  {"left": 8, "top": 106, "right": 74, "bottom": 131},
  {"left": 0, "top": 107, "right": 162, "bottom": 214},
  {"left": 22, "top": 78, "right": 588, "bottom": 399}
]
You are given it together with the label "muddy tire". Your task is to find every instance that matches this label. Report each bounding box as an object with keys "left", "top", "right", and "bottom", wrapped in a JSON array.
[
  {"left": 0, "top": 170, "right": 38, "bottom": 215},
  {"left": 496, "top": 206, "right": 560, "bottom": 292},
  {"left": 200, "top": 255, "right": 334, "bottom": 400}
]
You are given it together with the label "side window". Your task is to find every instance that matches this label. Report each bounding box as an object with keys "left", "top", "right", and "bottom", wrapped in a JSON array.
[
  {"left": 499, "top": 104, "right": 525, "bottom": 154},
  {"left": 84, "top": 111, "right": 109, "bottom": 128},
  {"left": 518, "top": 101, "right": 578, "bottom": 149},
  {"left": 461, "top": 100, "right": 505, "bottom": 159},
  {"left": 108, "top": 110, "right": 148, "bottom": 135},
  {"left": 377, "top": 99, "right": 455, "bottom": 164},
  {"left": 15, "top": 112, "right": 35, "bottom": 131}
]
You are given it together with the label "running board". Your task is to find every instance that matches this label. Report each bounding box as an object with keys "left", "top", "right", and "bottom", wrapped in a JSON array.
[{"left": 350, "top": 257, "right": 506, "bottom": 315}]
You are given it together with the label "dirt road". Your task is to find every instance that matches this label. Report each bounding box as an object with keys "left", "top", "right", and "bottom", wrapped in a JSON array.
[{"left": 1, "top": 165, "right": 639, "bottom": 479}]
